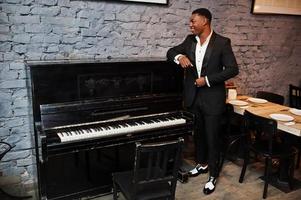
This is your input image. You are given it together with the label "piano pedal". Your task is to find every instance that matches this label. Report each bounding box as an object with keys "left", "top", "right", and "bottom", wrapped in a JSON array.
[{"left": 177, "top": 169, "right": 189, "bottom": 183}]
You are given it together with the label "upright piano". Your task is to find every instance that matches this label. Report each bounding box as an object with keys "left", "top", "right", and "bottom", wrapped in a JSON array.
[{"left": 26, "top": 58, "right": 194, "bottom": 200}]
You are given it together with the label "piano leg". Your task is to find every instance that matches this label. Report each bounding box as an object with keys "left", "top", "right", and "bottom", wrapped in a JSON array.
[{"left": 178, "top": 135, "right": 195, "bottom": 183}]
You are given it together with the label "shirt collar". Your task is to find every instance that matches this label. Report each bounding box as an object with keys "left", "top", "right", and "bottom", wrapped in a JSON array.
[{"left": 195, "top": 30, "right": 213, "bottom": 45}]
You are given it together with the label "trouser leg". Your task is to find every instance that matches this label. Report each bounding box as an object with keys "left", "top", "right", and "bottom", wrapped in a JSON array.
[
  {"left": 204, "top": 114, "right": 221, "bottom": 177},
  {"left": 187, "top": 105, "right": 207, "bottom": 165}
]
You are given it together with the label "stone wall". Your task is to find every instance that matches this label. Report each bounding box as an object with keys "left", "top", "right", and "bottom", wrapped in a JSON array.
[{"left": 0, "top": 0, "right": 300, "bottom": 197}]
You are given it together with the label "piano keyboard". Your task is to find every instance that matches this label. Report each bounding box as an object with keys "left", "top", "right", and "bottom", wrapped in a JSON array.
[{"left": 57, "top": 115, "right": 186, "bottom": 143}]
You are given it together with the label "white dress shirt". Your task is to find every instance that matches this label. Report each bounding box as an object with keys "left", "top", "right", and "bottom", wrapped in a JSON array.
[{"left": 174, "top": 30, "right": 213, "bottom": 87}]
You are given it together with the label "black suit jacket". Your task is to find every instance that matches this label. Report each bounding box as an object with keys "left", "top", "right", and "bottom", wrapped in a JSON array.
[{"left": 167, "top": 32, "right": 239, "bottom": 115}]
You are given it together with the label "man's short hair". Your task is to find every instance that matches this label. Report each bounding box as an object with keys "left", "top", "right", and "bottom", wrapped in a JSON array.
[{"left": 192, "top": 8, "right": 212, "bottom": 23}]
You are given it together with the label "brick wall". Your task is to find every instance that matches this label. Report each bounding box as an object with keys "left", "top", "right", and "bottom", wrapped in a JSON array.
[{"left": 0, "top": 0, "right": 300, "bottom": 196}]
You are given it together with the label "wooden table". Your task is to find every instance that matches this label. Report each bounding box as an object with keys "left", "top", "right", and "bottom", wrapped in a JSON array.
[
  {"left": 229, "top": 96, "right": 301, "bottom": 192},
  {"left": 229, "top": 96, "right": 301, "bottom": 137}
]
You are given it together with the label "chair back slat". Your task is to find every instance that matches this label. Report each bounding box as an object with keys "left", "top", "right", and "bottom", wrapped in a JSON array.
[
  {"left": 289, "top": 84, "right": 301, "bottom": 109},
  {"left": 146, "top": 151, "right": 153, "bottom": 180},
  {"left": 133, "top": 142, "right": 142, "bottom": 184},
  {"left": 161, "top": 150, "right": 168, "bottom": 177}
]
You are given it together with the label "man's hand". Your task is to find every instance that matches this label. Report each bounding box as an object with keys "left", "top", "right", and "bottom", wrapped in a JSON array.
[
  {"left": 178, "top": 55, "right": 193, "bottom": 68},
  {"left": 195, "top": 77, "right": 206, "bottom": 87}
]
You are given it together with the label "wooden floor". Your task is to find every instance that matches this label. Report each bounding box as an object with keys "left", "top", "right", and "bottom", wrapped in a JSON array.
[
  {"left": 97, "top": 159, "right": 301, "bottom": 200},
  {"left": 2, "top": 158, "right": 300, "bottom": 200},
  {"left": 175, "top": 160, "right": 301, "bottom": 200}
]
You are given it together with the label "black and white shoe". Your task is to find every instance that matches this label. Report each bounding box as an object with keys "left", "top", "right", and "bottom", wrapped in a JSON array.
[
  {"left": 203, "top": 176, "right": 217, "bottom": 195},
  {"left": 188, "top": 164, "right": 208, "bottom": 177}
]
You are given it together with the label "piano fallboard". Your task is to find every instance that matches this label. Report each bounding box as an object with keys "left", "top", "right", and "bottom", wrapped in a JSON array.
[{"left": 40, "top": 94, "right": 183, "bottom": 129}]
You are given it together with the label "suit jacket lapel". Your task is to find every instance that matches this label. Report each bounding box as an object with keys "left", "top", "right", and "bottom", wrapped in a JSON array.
[
  {"left": 190, "top": 38, "right": 198, "bottom": 77},
  {"left": 202, "top": 32, "right": 216, "bottom": 71}
]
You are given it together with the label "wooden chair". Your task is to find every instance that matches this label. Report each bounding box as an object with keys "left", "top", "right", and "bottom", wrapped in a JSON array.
[
  {"left": 256, "top": 91, "right": 285, "bottom": 164},
  {"left": 256, "top": 91, "right": 284, "bottom": 105},
  {"left": 239, "top": 110, "right": 296, "bottom": 199},
  {"left": 112, "top": 138, "right": 184, "bottom": 200},
  {"left": 289, "top": 84, "right": 301, "bottom": 169},
  {"left": 289, "top": 84, "right": 301, "bottom": 109}
]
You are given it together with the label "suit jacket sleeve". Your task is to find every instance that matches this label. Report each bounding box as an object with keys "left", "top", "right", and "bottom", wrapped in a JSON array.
[{"left": 166, "top": 36, "right": 192, "bottom": 62}]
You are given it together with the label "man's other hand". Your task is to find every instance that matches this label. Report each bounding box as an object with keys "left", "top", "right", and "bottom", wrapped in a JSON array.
[{"left": 195, "top": 77, "right": 206, "bottom": 87}]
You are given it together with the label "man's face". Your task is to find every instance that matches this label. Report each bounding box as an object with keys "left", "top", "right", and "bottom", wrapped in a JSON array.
[{"left": 189, "top": 14, "right": 207, "bottom": 35}]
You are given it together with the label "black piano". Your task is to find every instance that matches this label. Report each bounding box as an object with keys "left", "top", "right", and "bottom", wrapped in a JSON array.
[{"left": 26, "top": 58, "right": 194, "bottom": 200}]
